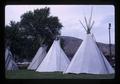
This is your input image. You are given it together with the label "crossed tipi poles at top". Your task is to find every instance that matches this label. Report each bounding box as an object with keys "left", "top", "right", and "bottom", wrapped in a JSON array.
[{"left": 79, "top": 7, "right": 95, "bottom": 34}]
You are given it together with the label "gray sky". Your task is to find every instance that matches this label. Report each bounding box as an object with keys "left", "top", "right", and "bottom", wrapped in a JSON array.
[{"left": 5, "top": 5, "right": 115, "bottom": 44}]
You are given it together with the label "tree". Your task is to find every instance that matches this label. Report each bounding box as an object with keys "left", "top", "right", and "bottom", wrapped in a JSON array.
[
  {"left": 5, "top": 21, "right": 22, "bottom": 60},
  {"left": 5, "top": 7, "right": 63, "bottom": 61},
  {"left": 20, "top": 7, "right": 62, "bottom": 46}
]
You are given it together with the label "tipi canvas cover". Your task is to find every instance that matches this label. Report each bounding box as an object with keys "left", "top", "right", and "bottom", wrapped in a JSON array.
[
  {"left": 64, "top": 34, "right": 114, "bottom": 74},
  {"left": 64, "top": 9, "right": 114, "bottom": 74},
  {"left": 28, "top": 46, "right": 47, "bottom": 70},
  {"left": 5, "top": 47, "right": 18, "bottom": 70},
  {"left": 36, "top": 40, "right": 70, "bottom": 72}
]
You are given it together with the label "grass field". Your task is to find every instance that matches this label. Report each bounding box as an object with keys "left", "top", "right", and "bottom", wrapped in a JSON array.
[{"left": 5, "top": 70, "right": 115, "bottom": 79}]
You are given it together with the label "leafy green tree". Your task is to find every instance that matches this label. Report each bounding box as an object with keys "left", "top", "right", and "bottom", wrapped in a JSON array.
[
  {"left": 5, "top": 21, "right": 22, "bottom": 60},
  {"left": 20, "top": 7, "right": 63, "bottom": 46},
  {"left": 20, "top": 7, "right": 63, "bottom": 53},
  {"left": 5, "top": 7, "right": 63, "bottom": 61}
]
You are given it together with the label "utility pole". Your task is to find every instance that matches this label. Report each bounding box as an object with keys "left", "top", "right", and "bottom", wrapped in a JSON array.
[{"left": 108, "top": 23, "right": 112, "bottom": 58}]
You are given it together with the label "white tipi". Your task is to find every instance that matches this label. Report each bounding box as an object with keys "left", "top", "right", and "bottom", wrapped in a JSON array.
[
  {"left": 5, "top": 47, "right": 18, "bottom": 70},
  {"left": 64, "top": 10, "right": 114, "bottom": 74},
  {"left": 36, "top": 38, "right": 70, "bottom": 72},
  {"left": 28, "top": 45, "right": 47, "bottom": 70}
]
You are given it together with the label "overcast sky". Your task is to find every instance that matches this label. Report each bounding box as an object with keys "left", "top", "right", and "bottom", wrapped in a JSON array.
[{"left": 5, "top": 5, "right": 115, "bottom": 44}]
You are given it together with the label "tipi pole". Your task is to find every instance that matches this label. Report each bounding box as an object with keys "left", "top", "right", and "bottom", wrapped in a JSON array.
[{"left": 108, "top": 23, "right": 112, "bottom": 58}]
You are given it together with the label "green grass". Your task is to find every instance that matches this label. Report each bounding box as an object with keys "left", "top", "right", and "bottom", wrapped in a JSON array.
[{"left": 5, "top": 70, "right": 115, "bottom": 79}]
